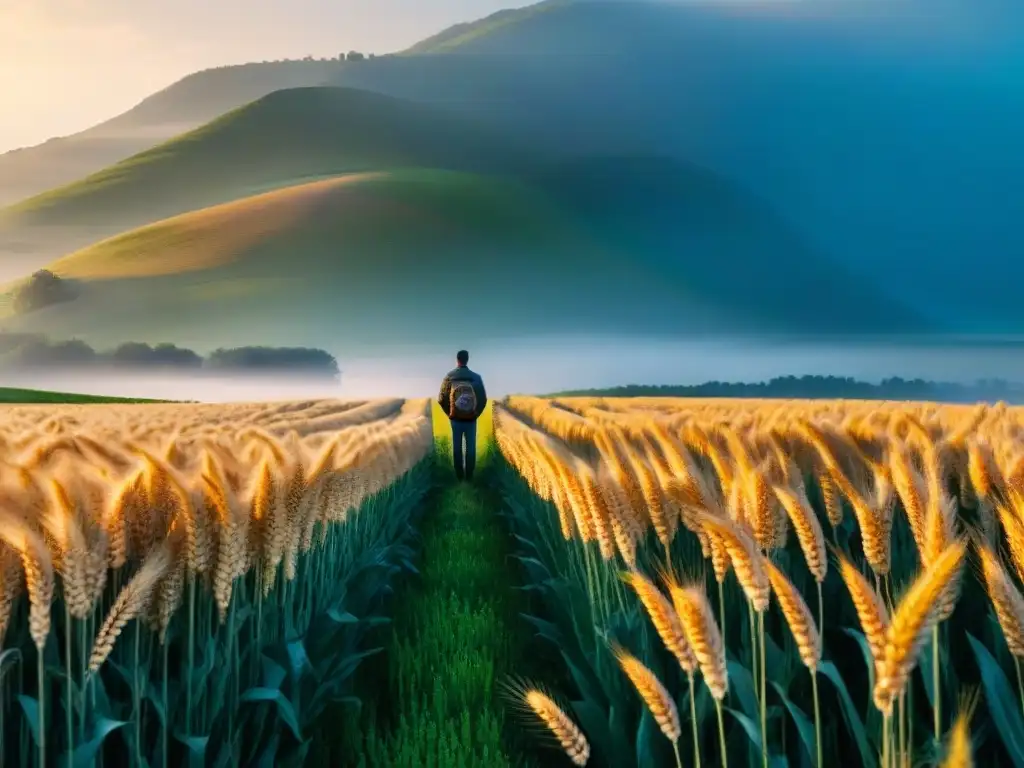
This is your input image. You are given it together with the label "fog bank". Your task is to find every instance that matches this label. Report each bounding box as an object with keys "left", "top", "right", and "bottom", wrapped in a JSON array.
[{"left": 3, "top": 334, "right": 1023, "bottom": 403}]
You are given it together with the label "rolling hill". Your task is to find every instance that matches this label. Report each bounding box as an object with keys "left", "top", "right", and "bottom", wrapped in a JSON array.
[
  {"left": 0, "top": 61, "right": 348, "bottom": 208},
  {"left": 0, "top": 87, "right": 538, "bottom": 274},
  {"left": 0, "top": 162, "right": 925, "bottom": 353}
]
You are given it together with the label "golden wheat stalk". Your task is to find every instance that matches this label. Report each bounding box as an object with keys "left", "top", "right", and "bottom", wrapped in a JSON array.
[
  {"left": 940, "top": 689, "right": 980, "bottom": 768},
  {"left": 625, "top": 571, "right": 698, "bottom": 675},
  {"left": 667, "top": 578, "right": 729, "bottom": 768},
  {"left": 765, "top": 560, "right": 821, "bottom": 670},
  {"left": 526, "top": 690, "right": 590, "bottom": 766},
  {"left": 88, "top": 540, "right": 174, "bottom": 674},
  {"left": 0, "top": 510, "right": 54, "bottom": 651},
  {"left": 666, "top": 580, "right": 729, "bottom": 701},
  {"left": 834, "top": 549, "right": 890, "bottom": 667},
  {"left": 697, "top": 513, "right": 770, "bottom": 612},
  {"left": 873, "top": 538, "right": 967, "bottom": 715},
  {"left": 611, "top": 644, "right": 682, "bottom": 756},
  {"left": 976, "top": 541, "right": 1024, "bottom": 657},
  {"left": 773, "top": 484, "right": 827, "bottom": 583}
]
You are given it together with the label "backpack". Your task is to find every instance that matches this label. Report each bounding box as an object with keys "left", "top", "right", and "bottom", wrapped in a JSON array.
[{"left": 449, "top": 379, "right": 477, "bottom": 421}]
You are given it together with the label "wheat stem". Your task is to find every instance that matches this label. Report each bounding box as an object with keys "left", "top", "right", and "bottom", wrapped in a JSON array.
[
  {"left": 0, "top": 673, "right": 5, "bottom": 764},
  {"left": 908, "top": 685, "right": 914, "bottom": 767},
  {"left": 749, "top": 604, "right": 758, "bottom": 705},
  {"left": 162, "top": 637, "right": 169, "bottom": 768},
  {"left": 64, "top": 601, "right": 73, "bottom": 767},
  {"left": 80, "top": 617, "right": 88, "bottom": 736},
  {"left": 1015, "top": 657, "right": 1024, "bottom": 720},
  {"left": 715, "top": 698, "right": 728, "bottom": 768},
  {"left": 898, "top": 693, "right": 906, "bottom": 768},
  {"left": 759, "top": 610, "right": 768, "bottom": 768},
  {"left": 882, "top": 711, "right": 890, "bottom": 768},
  {"left": 933, "top": 625, "right": 941, "bottom": 742},
  {"left": 134, "top": 620, "right": 142, "bottom": 768},
  {"left": 255, "top": 570, "right": 264, "bottom": 681},
  {"left": 806, "top": 669, "right": 820, "bottom": 767},
  {"left": 689, "top": 675, "right": 701, "bottom": 768},
  {"left": 186, "top": 573, "right": 195, "bottom": 734},
  {"left": 37, "top": 648, "right": 45, "bottom": 768},
  {"left": 0, "top": 673, "right": 5, "bottom": 765}
]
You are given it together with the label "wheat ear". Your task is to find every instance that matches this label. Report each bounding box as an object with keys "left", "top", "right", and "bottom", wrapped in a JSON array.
[
  {"left": 611, "top": 643, "right": 683, "bottom": 767},
  {"left": 523, "top": 689, "right": 590, "bottom": 766},
  {"left": 939, "top": 689, "right": 980, "bottom": 768},
  {"left": 976, "top": 542, "right": 1024, "bottom": 657},
  {"left": 873, "top": 538, "right": 967, "bottom": 716},
  {"left": 765, "top": 559, "right": 821, "bottom": 671},
  {"left": 667, "top": 580, "right": 729, "bottom": 768},
  {"left": 697, "top": 513, "right": 770, "bottom": 612},
  {"left": 88, "top": 541, "right": 173, "bottom": 674},
  {"left": 833, "top": 547, "right": 890, "bottom": 667},
  {"left": 624, "top": 570, "right": 698, "bottom": 675},
  {"left": 765, "top": 558, "right": 823, "bottom": 767}
]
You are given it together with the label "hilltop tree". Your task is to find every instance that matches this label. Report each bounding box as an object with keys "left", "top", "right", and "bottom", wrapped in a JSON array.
[{"left": 11, "top": 269, "right": 79, "bottom": 314}]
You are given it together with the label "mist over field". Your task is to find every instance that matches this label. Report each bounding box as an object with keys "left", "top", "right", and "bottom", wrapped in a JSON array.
[{"left": 5, "top": 334, "right": 1024, "bottom": 402}]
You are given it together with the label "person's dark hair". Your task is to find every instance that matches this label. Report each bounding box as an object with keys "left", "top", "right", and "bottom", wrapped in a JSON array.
[{"left": 456, "top": 350, "right": 469, "bottom": 365}]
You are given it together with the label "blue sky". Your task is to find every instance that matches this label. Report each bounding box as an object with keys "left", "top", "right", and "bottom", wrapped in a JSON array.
[{"left": 0, "top": 0, "right": 534, "bottom": 153}]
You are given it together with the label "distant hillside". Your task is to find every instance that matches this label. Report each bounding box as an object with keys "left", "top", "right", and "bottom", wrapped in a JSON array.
[
  {"left": 0, "top": 162, "right": 925, "bottom": 352},
  {"left": 0, "top": 87, "right": 536, "bottom": 265}
]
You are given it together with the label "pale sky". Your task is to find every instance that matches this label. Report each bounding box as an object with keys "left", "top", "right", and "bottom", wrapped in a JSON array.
[{"left": 0, "top": 0, "right": 534, "bottom": 154}]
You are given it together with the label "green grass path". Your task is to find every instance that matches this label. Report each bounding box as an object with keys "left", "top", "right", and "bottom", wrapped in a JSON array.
[
  {"left": 337, "top": 403, "right": 540, "bottom": 766},
  {"left": 357, "top": 482, "right": 525, "bottom": 766}
]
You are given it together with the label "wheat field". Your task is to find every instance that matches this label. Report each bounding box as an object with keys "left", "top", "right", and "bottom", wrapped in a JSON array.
[
  {"left": 6, "top": 391, "right": 1024, "bottom": 767},
  {"left": 493, "top": 395, "right": 1024, "bottom": 768},
  {"left": 0, "top": 397, "right": 434, "bottom": 767}
]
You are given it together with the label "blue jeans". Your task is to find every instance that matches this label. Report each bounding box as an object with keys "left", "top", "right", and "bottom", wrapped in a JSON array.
[{"left": 450, "top": 418, "right": 477, "bottom": 480}]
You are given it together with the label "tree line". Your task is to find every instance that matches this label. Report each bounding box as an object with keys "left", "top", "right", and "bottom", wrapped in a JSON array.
[
  {"left": 547, "top": 374, "right": 1024, "bottom": 403},
  {"left": 0, "top": 333, "right": 339, "bottom": 380}
]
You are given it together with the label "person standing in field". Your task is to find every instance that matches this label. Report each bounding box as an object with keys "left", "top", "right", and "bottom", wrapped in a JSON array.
[{"left": 438, "top": 349, "right": 487, "bottom": 481}]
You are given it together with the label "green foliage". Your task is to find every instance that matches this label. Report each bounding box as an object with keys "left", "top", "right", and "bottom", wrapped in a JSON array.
[{"left": 0, "top": 461, "right": 431, "bottom": 767}]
